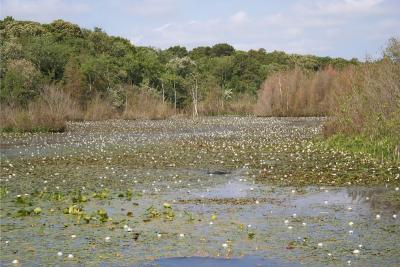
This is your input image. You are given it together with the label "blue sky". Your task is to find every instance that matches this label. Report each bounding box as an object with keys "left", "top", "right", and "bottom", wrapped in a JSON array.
[{"left": 1, "top": 0, "right": 399, "bottom": 59}]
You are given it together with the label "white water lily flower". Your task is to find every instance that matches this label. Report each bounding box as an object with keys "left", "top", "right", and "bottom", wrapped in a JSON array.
[
  {"left": 57, "top": 252, "right": 63, "bottom": 256},
  {"left": 179, "top": 233, "right": 184, "bottom": 238},
  {"left": 105, "top": 236, "right": 110, "bottom": 242},
  {"left": 12, "top": 260, "right": 19, "bottom": 264},
  {"left": 348, "top": 221, "right": 354, "bottom": 226},
  {"left": 284, "top": 220, "right": 289, "bottom": 224},
  {"left": 393, "top": 214, "right": 397, "bottom": 219},
  {"left": 318, "top": 243, "right": 323, "bottom": 247},
  {"left": 157, "top": 233, "right": 162, "bottom": 238},
  {"left": 353, "top": 249, "right": 360, "bottom": 254},
  {"left": 376, "top": 214, "right": 381, "bottom": 219},
  {"left": 68, "top": 254, "right": 74, "bottom": 259},
  {"left": 71, "top": 235, "right": 76, "bottom": 238}
]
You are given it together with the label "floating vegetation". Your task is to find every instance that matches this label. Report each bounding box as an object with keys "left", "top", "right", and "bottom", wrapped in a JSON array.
[
  {"left": 0, "top": 117, "right": 399, "bottom": 266},
  {"left": 96, "top": 209, "right": 109, "bottom": 223}
]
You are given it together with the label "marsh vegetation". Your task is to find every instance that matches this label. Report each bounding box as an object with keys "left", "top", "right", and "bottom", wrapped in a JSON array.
[{"left": 1, "top": 118, "right": 399, "bottom": 266}]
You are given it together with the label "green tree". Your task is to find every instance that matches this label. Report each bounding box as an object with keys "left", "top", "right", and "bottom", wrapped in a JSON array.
[
  {"left": 1, "top": 59, "right": 41, "bottom": 104},
  {"left": 211, "top": 43, "right": 235, "bottom": 57}
]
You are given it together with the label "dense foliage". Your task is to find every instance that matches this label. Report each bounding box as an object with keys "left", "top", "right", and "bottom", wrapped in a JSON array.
[{"left": 0, "top": 17, "right": 357, "bottom": 109}]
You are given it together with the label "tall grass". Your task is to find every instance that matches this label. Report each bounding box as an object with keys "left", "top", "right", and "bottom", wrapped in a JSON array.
[
  {"left": 254, "top": 67, "right": 336, "bottom": 117},
  {"left": 123, "top": 89, "right": 174, "bottom": 120},
  {"left": 84, "top": 94, "right": 116, "bottom": 121},
  {"left": 198, "top": 90, "right": 256, "bottom": 116},
  {"left": 323, "top": 59, "right": 400, "bottom": 161},
  {"left": 0, "top": 86, "right": 81, "bottom": 132},
  {"left": 254, "top": 38, "right": 399, "bottom": 161}
]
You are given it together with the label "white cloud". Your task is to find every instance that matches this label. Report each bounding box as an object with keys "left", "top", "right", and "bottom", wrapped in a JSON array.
[
  {"left": 154, "top": 23, "right": 172, "bottom": 32},
  {"left": 295, "top": 0, "right": 385, "bottom": 16},
  {"left": 230, "top": 11, "right": 248, "bottom": 24}
]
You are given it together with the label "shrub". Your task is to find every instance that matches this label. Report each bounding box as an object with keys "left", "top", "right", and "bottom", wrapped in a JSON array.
[
  {"left": 84, "top": 94, "right": 116, "bottom": 121},
  {"left": 123, "top": 88, "right": 174, "bottom": 120},
  {"left": 254, "top": 67, "right": 335, "bottom": 117},
  {"left": 0, "top": 85, "right": 79, "bottom": 132}
]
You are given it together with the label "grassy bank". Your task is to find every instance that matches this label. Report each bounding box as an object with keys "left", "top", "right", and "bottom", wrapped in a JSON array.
[{"left": 323, "top": 134, "right": 399, "bottom": 163}]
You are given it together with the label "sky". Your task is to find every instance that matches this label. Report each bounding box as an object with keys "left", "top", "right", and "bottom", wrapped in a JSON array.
[{"left": 1, "top": 0, "right": 399, "bottom": 59}]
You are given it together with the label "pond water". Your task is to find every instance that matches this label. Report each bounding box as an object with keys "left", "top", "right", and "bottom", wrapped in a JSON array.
[
  {"left": 0, "top": 117, "right": 399, "bottom": 266},
  {"left": 143, "top": 256, "right": 300, "bottom": 267}
]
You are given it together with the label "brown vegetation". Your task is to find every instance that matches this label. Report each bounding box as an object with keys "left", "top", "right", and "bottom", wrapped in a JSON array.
[
  {"left": 123, "top": 89, "right": 174, "bottom": 120},
  {"left": 254, "top": 67, "right": 336, "bottom": 117},
  {"left": 84, "top": 94, "right": 116, "bottom": 121},
  {"left": 324, "top": 59, "right": 400, "bottom": 139},
  {"left": 198, "top": 88, "right": 255, "bottom": 116},
  {"left": 0, "top": 86, "right": 79, "bottom": 132}
]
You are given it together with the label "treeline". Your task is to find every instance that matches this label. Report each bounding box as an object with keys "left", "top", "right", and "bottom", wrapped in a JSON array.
[{"left": 0, "top": 17, "right": 357, "bottom": 119}]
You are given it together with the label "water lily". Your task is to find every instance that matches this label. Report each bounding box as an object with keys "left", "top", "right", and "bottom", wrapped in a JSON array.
[
  {"left": 353, "top": 249, "right": 360, "bottom": 254},
  {"left": 57, "top": 252, "right": 63, "bottom": 256},
  {"left": 12, "top": 259, "right": 19, "bottom": 264},
  {"left": 68, "top": 254, "right": 74, "bottom": 259},
  {"left": 33, "top": 207, "right": 42, "bottom": 215}
]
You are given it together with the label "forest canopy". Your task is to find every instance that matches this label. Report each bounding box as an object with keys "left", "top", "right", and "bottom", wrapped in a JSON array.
[{"left": 0, "top": 17, "right": 358, "bottom": 108}]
